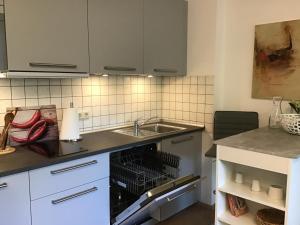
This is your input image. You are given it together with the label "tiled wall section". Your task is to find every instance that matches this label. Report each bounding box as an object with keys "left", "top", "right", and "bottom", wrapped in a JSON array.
[
  {"left": 0, "top": 75, "right": 214, "bottom": 133},
  {"left": 161, "top": 76, "right": 214, "bottom": 133},
  {"left": 0, "top": 76, "right": 162, "bottom": 132}
]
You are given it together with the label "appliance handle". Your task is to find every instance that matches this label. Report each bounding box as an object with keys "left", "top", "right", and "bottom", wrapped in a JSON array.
[
  {"left": 171, "top": 136, "right": 194, "bottom": 144},
  {"left": 166, "top": 185, "right": 197, "bottom": 202},
  {"left": 51, "top": 187, "right": 98, "bottom": 205},
  {"left": 50, "top": 160, "right": 98, "bottom": 175},
  {"left": 0, "top": 182, "right": 7, "bottom": 189},
  {"left": 104, "top": 66, "right": 137, "bottom": 72},
  {"left": 153, "top": 68, "right": 178, "bottom": 73},
  {"left": 29, "top": 62, "right": 77, "bottom": 68}
]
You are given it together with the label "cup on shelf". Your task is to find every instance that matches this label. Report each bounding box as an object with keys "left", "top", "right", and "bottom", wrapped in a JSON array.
[
  {"left": 251, "top": 179, "right": 261, "bottom": 192},
  {"left": 268, "top": 185, "right": 283, "bottom": 202},
  {"left": 235, "top": 172, "right": 244, "bottom": 184}
]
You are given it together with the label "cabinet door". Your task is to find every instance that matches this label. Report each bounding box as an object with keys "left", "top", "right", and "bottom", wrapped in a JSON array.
[
  {"left": 144, "top": 0, "right": 187, "bottom": 76},
  {"left": 159, "top": 132, "right": 202, "bottom": 221},
  {"left": 89, "top": 0, "right": 143, "bottom": 75},
  {"left": 32, "top": 178, "right": 110, "bottom": 225},
  {"left": 0, "top": 172, "right": 31, "bottom": 225},
  {"left": 5, "top": 0, "right": 89, "bottom": 73}
]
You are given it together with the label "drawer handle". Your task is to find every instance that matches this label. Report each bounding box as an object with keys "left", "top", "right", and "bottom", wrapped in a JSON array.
[
  {"left": 171, "top": 136, "right": 194, "bottom": 145},
  {"left": 51, "top": 187, "right": 98, "bottom": 205},
  {"left": 153, "top": 68, "right": 178, "bottom": 73},
  {"left": 29, "top": 62, "right": 77, "bottom": 69},
  {"left": 104, "top": 66, "right": 137, "bottom": 72},
  {"left": 50, "top": 160, "right": 98, "bottom": 175},
  {"left": 0, "top": 183, "right": 7, "bottom": 189},
  {"left": 167, "top": 185, "right": 196, "bottom": 202}
]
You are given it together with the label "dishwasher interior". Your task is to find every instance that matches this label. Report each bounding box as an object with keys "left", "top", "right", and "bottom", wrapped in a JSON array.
[{"left": 110, "top": 143, "right": 201, "bottom": 225}]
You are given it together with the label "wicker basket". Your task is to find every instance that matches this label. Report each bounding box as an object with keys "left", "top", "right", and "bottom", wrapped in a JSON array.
[
  {"left": 281, "top": 114, "right": 300, "bottom": 135},
  {"left": 256, "top": 209, "right": 284, "bottom": 225}
]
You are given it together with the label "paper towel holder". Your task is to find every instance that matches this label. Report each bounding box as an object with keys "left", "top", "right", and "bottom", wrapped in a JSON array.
[{"left": 60, "top": 102, "right": 82, "bottom": 142}]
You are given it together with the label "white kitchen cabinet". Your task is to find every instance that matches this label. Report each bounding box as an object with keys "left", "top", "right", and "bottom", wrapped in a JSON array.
[
  {"left": 158, "top": 131, "right": 202, "bottom": 221},
  {"left": 216, "top": 145, "right": 300, "bottom": 225},
  {"left": 5, "top": 0, "right": 89, "bottom": 73},
  {"left": 30, "top": 153, "right": 109, "bottom": 200},
  {"left": 0, "top": 172, "right": 31, "bottom": 225},
  {"left": 31, "top": 178, "right": 110, "bottom": 225}
]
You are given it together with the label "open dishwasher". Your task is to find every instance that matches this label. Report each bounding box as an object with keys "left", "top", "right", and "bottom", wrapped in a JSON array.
[{"left": 110, "top": 142, "right": 201, "bottom": 225}]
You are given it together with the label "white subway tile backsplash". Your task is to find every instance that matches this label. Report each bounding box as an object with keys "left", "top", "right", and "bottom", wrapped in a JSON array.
[
  {"left": 50, "top": 86, "right": 61, "bottom": 97},
  {"left": 11, "top": 87, "right": 24, "bottom": 99},
  {"left": 61, "top": 86, "right": 72, "bottom": 97},
  {"left": 50, "top": 79, "right": 61, "bottom": 86},
  {"left": 26, "top": 98, "right": 38, "bottom": 107},
  {"left": 0, "top": 87, "right": 11, "bottom": 99},
  {"left": 0, "top": 79, "right": 10, "bottom": 86},
  {"left": 0, "top": 75, "right": 213, "bottom": 133},
  {"left": 38, "top": 86, "right": 50, "bottom": 98},
  {"left": 11, "top": 79, "right": 24, "bottom": 87},
  {"left": 0, "top": 100, "right": 11, "bottom": 113},
  {"left": 25, "top": 86, "right": 38, "bottom": 98},
  {"left": 37, "top": 79, "right": 50, "bottom": 86},
  {"left": 25, "top": 79, "right": 37, "bottom": 86}
]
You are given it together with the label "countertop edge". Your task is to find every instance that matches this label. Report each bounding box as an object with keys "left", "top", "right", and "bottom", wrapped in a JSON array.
[{"left": 0, "top": 123, "right": 204, "bottom": 178}]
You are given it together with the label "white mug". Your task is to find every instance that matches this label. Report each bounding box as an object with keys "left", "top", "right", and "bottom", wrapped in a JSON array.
[
  {"left": 268, "top": 185, "right": 283, "bottom": 201},
  {"left": 235, "top": 172, "right": 244, "bottom": 184},
  {"left": 252, "top": 179, "right": 261, "bottom": 192}
]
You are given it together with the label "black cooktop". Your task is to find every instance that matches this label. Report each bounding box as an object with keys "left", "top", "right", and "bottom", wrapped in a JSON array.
[{"left": 26, "top": 140, "right": 88, "bottom": 158}]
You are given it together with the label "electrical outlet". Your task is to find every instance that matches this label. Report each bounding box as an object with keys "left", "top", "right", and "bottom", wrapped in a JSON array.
[{"left": 79, "top": 112, "right": 90, "bottom": 120}]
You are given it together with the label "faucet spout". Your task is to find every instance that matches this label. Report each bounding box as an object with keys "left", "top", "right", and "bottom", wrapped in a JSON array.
[{"left": 133, "top": 116, "right": 159, "bottom": 136}]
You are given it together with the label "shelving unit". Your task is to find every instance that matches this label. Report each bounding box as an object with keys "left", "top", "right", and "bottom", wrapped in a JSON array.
[
  {"left": 218, "top": 182, "right": 285, "bottom": 211},
  {"left": 218, "top": 210, "right": 256, "bottom": 225},
  {"left": 215, "top": 145, "right": 300, "bottom": 225}
]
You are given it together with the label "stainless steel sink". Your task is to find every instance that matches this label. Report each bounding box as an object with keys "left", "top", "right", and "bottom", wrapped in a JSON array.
[
  {"left": 141, "top": 123, "right": 186, "bottom": 133},
  {"left": 113, "top": 127, "right": 158, "bottom": 138},
  {"left": 113, "top": 123, "right": 186, "bottom": 138}
]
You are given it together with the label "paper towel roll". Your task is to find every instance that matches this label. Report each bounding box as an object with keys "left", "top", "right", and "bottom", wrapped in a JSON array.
[{"left": 59, "top": 107, "right": 80, "bottom": 141}]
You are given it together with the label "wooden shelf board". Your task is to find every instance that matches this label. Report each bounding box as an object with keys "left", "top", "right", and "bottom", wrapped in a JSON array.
[
  {"left": 218, "top": 182, "right": 285, "bottom": 211},
  {"left": 218, "top": 210, "right": 256, "bottom": 225}
]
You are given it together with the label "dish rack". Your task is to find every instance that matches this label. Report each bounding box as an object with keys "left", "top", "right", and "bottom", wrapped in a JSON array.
[{"left": 111, "top": 149, "right": 180, "bottom": 195}]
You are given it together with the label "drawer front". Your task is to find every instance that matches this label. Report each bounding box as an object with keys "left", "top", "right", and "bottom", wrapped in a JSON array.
[
  {"left": 30, "top": 153, "right": 109, "bottom": 200},
  {"left": 0, "top": 172, "right": 31, "bottom": 225},
  {"left": 31, "top": 178, "right": 110, "bottom": 225}
]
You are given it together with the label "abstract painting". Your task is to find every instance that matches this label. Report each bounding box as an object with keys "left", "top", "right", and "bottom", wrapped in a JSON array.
[{"left": 252, "top": 19, "right": 300, "bottom": 100}]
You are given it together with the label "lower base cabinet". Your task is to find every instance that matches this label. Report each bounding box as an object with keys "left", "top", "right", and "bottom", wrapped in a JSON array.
[
  {"left": 0, "top": 172, "right": 31, "bottom": 225},
  {"left": 31, "top": 178, "right": 110, "bottom": 225}
]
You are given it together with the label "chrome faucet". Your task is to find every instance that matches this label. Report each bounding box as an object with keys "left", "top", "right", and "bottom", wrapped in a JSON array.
[{"left": 133, "top": 116, "right": 159, "bottom": 136}]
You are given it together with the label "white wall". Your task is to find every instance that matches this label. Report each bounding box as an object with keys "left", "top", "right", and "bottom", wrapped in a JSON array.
[
  {"left": 187, "top": 0, "right": 217, "bottom": 76},
  {"left": 215, "top": 0, "right": 300, "bottom": 126}
]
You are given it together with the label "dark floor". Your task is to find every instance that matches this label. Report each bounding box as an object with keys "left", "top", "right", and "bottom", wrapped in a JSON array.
[{"left": 157, "top": 203, "right": 214, "bottom": 225}]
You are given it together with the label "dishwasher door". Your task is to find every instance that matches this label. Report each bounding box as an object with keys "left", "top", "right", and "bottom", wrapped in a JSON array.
[{"left": 113, "top": 175, "right": 200, "bottom": 225}]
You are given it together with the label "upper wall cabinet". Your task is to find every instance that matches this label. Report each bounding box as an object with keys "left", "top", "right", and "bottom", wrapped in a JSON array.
[
  {"left": 5, "top": 0, "right": 89, "bottom": 73},
  {"left": 89, "top": 0, "right": 143, "bottom": 75},
  {"left": 144, "top": 0, "right": 187, "bottom": 76}
]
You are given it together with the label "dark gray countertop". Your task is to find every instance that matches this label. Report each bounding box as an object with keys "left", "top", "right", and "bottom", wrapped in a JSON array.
[
  {"left": 215, "top": 127, "right": 300, "bottom": 159},
  {"left": 0, "top": 122, "right": 204, "bottom": 178}
]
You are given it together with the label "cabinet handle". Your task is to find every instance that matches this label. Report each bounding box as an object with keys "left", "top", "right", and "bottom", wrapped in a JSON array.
[
  {"left": 50, "top": 160, "right": 98, "bottom": 175},
  {"left": 51, "top": 187, "right": 98, "bottom": 205},
  {"left": 29, "top": 62, "right": 77, "bottom": 68},
  {"left": 0, "top": 183, "right": 7, "bottom": 189},
  {"left": 167, "top": 185, "right": 196, "bottom": 202},
  {"left": 153, "top": 68, "right": 178, "bottom": 73},
  {"left": 171, "top": 136, "right": 194, "bottom": 144},
  {"left": 103, "top": 66, "right": 137, "bottom": 72}
]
